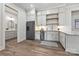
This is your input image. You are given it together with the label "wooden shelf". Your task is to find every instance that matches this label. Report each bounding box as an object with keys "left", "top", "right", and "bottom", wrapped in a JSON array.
[
  {"left": 46, "top": 30, "right": 58, "bottom": 32},
  {"left": 46, "top": 23, "right": 59, "bottom": 25},
  {"left": 46, "top": 13, "right": 59, "bottom": 31},
  {"left": 46, "top": 18, "right": 58, "bottom": 20},
  {"left": 46, "top": 13, "right": 58, "bottom": 16}
]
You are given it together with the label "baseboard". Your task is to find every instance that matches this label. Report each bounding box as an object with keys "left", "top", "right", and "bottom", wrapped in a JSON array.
[
  {"left": 59, "top": 42, "right": 65, "bottom": 50},
  {"left": 6, "top": 37, "right": 17, "bottom": 41},
  {"left": 66, "top": 49, "right": 79, "bottom": 54},
  {"left": 0, "top": 46, "right": 5, "bottom": 51}
]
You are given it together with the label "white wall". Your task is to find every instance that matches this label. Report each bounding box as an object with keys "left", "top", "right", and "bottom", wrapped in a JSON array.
[
  {"left": 58, "top": 4, "right": 79, "bottom": 54},
  {"left": 17, "top": 7, "right": 26, "bottom": 42},
  {"left": 63, "top": 4, "right": 79, "bottom": 35},
  {"left": 58, "top": 6, "right": 72, "bottom": 34},
  {"left": 0, "top": 3, "right": 5, "bottom": 50}
]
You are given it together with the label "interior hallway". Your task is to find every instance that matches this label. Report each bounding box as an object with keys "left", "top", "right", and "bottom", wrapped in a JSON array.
[{"left": 0, "top": 39, "right": 77, "bottom": 56}]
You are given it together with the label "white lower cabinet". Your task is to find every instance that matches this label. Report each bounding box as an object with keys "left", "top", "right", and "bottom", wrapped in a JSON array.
[
  {"left": 5, "top": 31, "right": 17, "bottom": 40},
  {"left": 35, "top": 31, "right": 40, "bottom": 40},
  {"left": 46, "top": 31, "right": 58, "bottom": 41},
  {"left": 35, "top": 31, "right": 58, "bottom": 41},
  {"left": 35, "top": 31, "right": 47, "bottom": 41},
  {"left": 60, "top": 32, "right": 66, "bottom": 48}
]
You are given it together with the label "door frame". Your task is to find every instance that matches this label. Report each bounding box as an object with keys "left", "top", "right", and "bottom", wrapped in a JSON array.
[{"left": 4, "top": 5, "right": 18, "bottom": 45}]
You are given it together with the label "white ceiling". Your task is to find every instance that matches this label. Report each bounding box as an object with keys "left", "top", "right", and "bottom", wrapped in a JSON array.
[{"left": 15, "top": 3, "right": 66, "bottom": 11}]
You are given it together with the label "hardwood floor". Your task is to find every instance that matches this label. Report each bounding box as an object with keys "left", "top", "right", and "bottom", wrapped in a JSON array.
[{"left": 0, "top": 39, "right": 78, "bottom": 56}]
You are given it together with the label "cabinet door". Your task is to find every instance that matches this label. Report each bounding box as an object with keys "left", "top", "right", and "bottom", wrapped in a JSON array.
[
  {"left": 60, "top": 32, "right": 65, "bottom": 48},
  {"left": 35, "top": 32, "right": 40, "bottom": 40},
  {"left": 37, "top": 15, "right": 42, "bottom": 25},
  {"left": 37, "top": 15, "right": 46, "bottom": 26},
  {"left": 46, "top": 8, "right": 58, "bottom": 14},
  {"left": 35, "top": 31, "right": 47, "bottom": 41},
  {"left": 37, "top": 11, "right": 46, "bottom": 26},
  {"left": 44, "top": 32, "right": 47, "bottom": 40},
  {"left": 46, "top": 32, "right": 58, "bottom": 41},
  {"left": 41, "top": 14, "right": 46, "bottom": 25},
  {"left": 41, "top": 11, "right": 46, "bottom": 25}
]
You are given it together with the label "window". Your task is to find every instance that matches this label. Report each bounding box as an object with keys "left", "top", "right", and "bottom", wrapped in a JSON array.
[{"left": 75, "top": 19, "right": 79, "bottom": 29}]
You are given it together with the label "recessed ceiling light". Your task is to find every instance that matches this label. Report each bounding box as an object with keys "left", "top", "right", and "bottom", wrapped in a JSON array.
[{"left": 30, "top": 4, "right": 34, "bottom": 8}]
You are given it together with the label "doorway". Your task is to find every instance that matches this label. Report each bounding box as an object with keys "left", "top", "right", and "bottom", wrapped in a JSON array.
[
  {"left": 5, "top": 5, "right": 18, "bottom": 48},
  {"left": 26, "top": 21, "right": 35, "bottom": 40}
]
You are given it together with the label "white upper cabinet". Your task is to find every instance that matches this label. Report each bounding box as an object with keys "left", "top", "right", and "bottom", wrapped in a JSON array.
[
  {"left": 37, "top": 15, "right": 42, "bottom": 25},
  {"left": 37, "top": 11, "right": 42, "bottom": 16},
  {"left": 41, "top": 11, "right": 46, "bottom": 26},
  {"left": 36, "top": 8, "right": 58, "bottom": 26},
  {"left": 37, "top": 11, "right": 46, "bottom": 26},
  {"left": 46, "top": 8, "right": 58, "bottom": 14},
  {"left": 58, "top": 7, "right": 65, "bottom": 13},
  {"left": 27, "top": 8, "right": 36, "bottom": 21}
]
